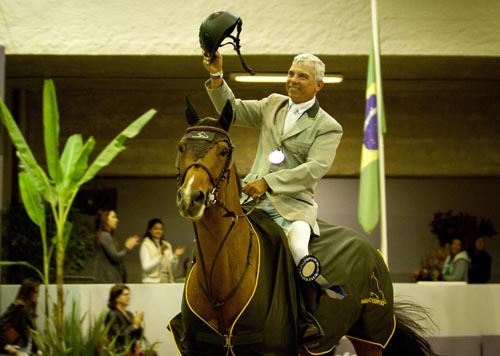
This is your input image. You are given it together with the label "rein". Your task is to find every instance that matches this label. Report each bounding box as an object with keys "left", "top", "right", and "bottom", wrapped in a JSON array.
[{"left": 193, "top": 221, "right": 253, "bottom": 332}]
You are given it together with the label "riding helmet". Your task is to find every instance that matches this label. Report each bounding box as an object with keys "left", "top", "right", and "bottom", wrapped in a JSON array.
[{"left": 199, "top": 11, "right": 241, "bottom": 63}]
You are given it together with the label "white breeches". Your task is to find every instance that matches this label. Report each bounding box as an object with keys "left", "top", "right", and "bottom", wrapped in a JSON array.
[{"left": 285, "top": 220, "right": 311, "bottom": 265}]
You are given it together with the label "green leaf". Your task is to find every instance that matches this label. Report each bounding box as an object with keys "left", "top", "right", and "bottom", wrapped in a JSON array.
[
  {"left": 59, "top": 134, "right": 96, "bottom": 201},
  {"left": 61, "top": 134, "right": 84, "bottom": 170},
  {"left": 18, "top": 172, "right": 46, "bottom": 230},
  {"left": 0, "top": 101, "right": 39, "bottom": 171},
  {"left": 17, "top": 152, "right": 56, "bottom": 204},
  {"left": 0, "top": 99, "right": 54, "bottom": 203},
  {"left": 80, "top": 108, "right": 156, "bottom": 185},
  {"left": 0, "top": 261, "right": 44, "bottom": 281},
  {"left": 60, "top": 135, "right": 95, "bottom": 189},
  {"left": 43, "top": 79, "right": 62, "bottom": 183}
]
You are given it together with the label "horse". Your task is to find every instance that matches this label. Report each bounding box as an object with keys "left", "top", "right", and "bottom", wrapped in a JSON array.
[{"left": 168, "top": 99, "right": 437, "bottom": 356}]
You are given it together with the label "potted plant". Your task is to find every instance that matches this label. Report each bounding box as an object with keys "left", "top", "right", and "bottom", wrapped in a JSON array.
[
  {"left": 413, "top": 210, "right": 496, "bottom": 281},
  {"left": 0, "top": 79, "right": 156, "bottom": 344}
]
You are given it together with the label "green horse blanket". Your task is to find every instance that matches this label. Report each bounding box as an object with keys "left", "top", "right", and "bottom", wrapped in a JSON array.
[{"left": 168, "top": 209, "right": 395, "bottom": 355}]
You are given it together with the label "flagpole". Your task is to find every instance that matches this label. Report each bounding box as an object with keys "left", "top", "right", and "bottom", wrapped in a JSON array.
[{"left": 371, "top": 0, "right": 388, "bottom": 264}]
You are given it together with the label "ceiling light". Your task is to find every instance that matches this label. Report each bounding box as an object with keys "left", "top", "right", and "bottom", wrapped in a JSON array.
[{"left": 229, "top": 73, "right": 343, "bottom": 84}]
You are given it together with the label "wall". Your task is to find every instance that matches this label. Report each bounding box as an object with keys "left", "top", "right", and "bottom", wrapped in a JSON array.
[
  {"left": 3, "top": 72, "right": 499, "bottom": 178},
  {"left": 1, "top": 0, "right": 499, "bottom": 56}
]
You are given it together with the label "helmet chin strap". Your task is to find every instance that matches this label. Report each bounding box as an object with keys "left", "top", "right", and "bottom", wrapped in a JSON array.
[
  {"left": 219, "top": 37, "right": 255, "bottom": 75},
  {"left": 219, "top": 20, "right": 255, "bottom": 75},
  {"left": 232, "top": 18, "right": 254, "bottom": 75}
]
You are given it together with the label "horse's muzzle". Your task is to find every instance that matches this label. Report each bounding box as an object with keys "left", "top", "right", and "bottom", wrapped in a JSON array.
[{"left": 176, "top": 187, "right": 206, "bottom": 220}]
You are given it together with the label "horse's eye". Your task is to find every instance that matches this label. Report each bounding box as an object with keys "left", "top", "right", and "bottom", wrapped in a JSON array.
[
  {"left": 220, "top": 148, "right": 229, "bottom": 157},
  {"left": 178, "top": 141, "right": 186, "bottom": 154}
]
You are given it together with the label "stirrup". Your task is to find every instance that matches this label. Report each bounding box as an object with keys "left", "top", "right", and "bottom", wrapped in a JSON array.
[
  {"left": 299, "top": 311, "right": 324, "bottom": 347},
  {"left": 297, "top": 255, "right": 321, "bottom": 282}
]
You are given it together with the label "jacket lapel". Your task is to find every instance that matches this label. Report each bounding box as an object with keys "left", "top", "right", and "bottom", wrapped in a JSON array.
[
  {"left": 275, "top": 103, "right": 288, "bottom": 141},
  {"left": 281, "top": 99, "right": 320, "bottom": 140}
]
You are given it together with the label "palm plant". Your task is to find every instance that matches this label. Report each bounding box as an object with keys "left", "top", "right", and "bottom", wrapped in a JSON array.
[
  {"left": 32, "top": 301, "right": 110, "bottom": 355},
  {"left": 32, "top": 299, "right": 160, "bottom": 355},
  {"left": 0, "top": 79, "right": 156, "bottom": 340}
]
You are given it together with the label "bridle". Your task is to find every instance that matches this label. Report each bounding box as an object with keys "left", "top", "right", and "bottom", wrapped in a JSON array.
[
  {"left": 176, "top": 124, "right": 254, "bottom": 332},
  {"left": 176, "top": 125, "right": 234, "bottom": 207}
]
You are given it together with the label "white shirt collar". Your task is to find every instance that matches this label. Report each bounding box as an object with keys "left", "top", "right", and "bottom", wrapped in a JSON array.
[{"left": 288, "top": 97, "right": 316, "bottom": 114}]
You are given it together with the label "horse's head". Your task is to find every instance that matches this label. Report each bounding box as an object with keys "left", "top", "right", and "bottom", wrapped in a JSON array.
[{"left": 176, "top": 98, "right": 234, "bottom": 220}]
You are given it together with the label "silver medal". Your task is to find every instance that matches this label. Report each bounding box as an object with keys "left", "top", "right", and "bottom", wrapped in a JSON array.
[{"left": 269, "top": 149, "right": 285, "bottom": 164}]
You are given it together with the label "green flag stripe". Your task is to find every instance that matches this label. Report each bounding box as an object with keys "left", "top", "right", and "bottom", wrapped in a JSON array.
[{"left": 358, "top": 160, "right": 379, "bottom": 234}]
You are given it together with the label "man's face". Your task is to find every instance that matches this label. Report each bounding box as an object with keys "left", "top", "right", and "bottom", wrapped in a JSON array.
[{"left": 286, "top": 64, "right": 324, "bottom": 104}]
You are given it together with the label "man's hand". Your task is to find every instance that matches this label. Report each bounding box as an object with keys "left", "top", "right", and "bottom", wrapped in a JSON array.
[
  {"left": 202, "top": 50, "right": 223, "bottom": 74},
  {"left": 203, "top": 51, "right": 224, "bottom": 89},
  {"left": 242, "top": 178, "right": 269, "bottom": 200}
]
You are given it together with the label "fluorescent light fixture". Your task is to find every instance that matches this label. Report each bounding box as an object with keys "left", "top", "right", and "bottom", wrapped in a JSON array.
[{"left": 229, "top": 72, "right": 343, "bottom": 84}]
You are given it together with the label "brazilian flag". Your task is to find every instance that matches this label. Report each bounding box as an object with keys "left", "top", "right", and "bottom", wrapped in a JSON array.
[{"left": 358, "top": 42, "right": 385, "bottom": 234}]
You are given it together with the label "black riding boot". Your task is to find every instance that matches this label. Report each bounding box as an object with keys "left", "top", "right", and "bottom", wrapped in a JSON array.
[
  {"left": 296, "top": 255, "right": 324, "bottom": 347},
  {"left": 298, "top": 279, "right": 324, "bottom": 347}
]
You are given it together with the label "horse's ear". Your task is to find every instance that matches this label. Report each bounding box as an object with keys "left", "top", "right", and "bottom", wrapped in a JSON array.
[
  {"left": 219, "top": 100, "right": 233, "bottom": 132},
  {"left": 185, "top": 96, "right": 200, "bottom": 126}
]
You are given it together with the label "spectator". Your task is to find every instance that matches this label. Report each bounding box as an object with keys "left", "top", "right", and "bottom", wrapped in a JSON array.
[
  {"left": 469, "top": 236, "right": 492, "bottom": 283},
  {"left": 93, "top": 208, "right": 140, "bottom": 283},
  {"left": 442, "top": 238, "right": 470, "bottom": 281},
  {"left": 140, "top": 218, "right": 186, "bottom": 283},
  {"left": 0, "top": 278, "right": 40, "bottom": 355},
  {"left": 105, "top": 284, "right": 143, "bottom": 355}
]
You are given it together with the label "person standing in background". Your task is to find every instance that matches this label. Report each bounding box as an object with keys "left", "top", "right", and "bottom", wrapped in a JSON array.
[
  {"left": 442, "top": 237, "right": 470, "bottom": 281},
  {"left": 140, "top": 218, "right": 186, "bottom": 283},
  {"left": 93, "top": 208, "right": 140, "bottom": 283},
  {"left": 105, "top": 284, "right": 144, "bottom": 354},
  {"left": 469, "top": 236, "right": 492, "bottom": 283},
  {"left": 0, "top": 279, "right": 41, "bottom": 355}
]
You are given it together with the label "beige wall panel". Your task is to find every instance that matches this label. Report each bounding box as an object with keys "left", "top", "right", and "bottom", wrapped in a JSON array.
[
  {"left": 13, "top": 74, "right": 499, "bottom": 178},
  {"left": 1, "top": 1, "right": 500, "bottom": 56}
]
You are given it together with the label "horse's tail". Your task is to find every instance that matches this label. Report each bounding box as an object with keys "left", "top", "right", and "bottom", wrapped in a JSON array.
[{"left": 383, "top": 300, "right": 440, "bottom": 356}]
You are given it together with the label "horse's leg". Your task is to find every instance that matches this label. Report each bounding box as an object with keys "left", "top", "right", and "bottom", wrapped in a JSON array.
[{"left": 350, "top": 339, "right": 383, "bottom": 356}]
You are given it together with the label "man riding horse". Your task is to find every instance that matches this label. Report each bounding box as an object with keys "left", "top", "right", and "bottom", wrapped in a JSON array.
[{"left": 201, "top": 11, "right": 343, "bottom": 347}]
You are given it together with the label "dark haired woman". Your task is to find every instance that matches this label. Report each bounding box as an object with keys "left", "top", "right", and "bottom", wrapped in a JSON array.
[
  {"left": 93, "top": 208, "right": 140, "bottom": 283},
  {"left": 140, "top": 218, "right": 185, "bottom": 283},
  {"left": 442, "top": 237, "right": 470, "bottom": 281},
  {"left": 0, "top": 279, "right": 40, "bottom": 355},
  {"left": 105, "top": 284, "right": 143, "bottom": 354}
]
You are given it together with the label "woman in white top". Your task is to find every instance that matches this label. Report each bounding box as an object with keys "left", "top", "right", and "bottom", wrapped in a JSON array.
[
  {"left": 140, "top": 218, "right": 186, "bottom": 283},
  {"left": 441, "top": 237, "right": 470, "bottom": 281}
]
